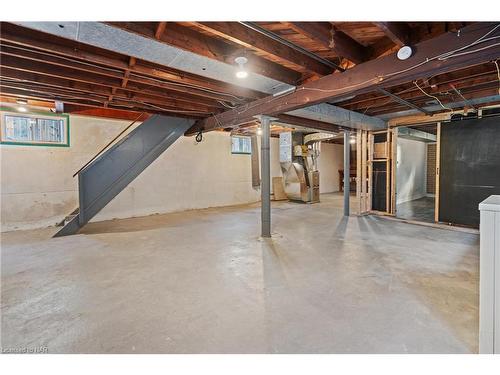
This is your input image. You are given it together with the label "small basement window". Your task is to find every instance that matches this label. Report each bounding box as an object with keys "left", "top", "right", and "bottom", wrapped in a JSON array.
[
  {"left": 231, "top": 135, "right": 252, "bottom": 154},
  {"left": 0, "top": 110, "right": 69, "bottom": 147}
]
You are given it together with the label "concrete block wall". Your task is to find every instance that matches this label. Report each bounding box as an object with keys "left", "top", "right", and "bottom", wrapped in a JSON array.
[{"left": 1, "top": 112, "right": 343, "bottom": 231}]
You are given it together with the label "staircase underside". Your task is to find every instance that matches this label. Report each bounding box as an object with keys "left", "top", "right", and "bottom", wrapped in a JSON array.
[{"left": 53, "top": 115, "right": 194, "bottom": 237}]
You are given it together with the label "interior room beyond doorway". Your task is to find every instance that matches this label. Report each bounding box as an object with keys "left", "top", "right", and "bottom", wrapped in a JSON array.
[{"left": 396, "top": 124, "right": 437, "bottom": 223}]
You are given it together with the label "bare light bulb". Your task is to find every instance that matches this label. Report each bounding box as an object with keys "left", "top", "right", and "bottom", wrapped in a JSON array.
[
  {"left": 234, "top": 56, "right": 248, "bottom": 79},
  {"left": 236, "top": 70, "right": 248, "bottom": 79},
  {"left": 257, "top": 128, "right": 262, "bottom": 136},
  {"left": 350, "top": 138, "right": 356, "bottom": 144},
  {"left": 18, "top": 106, "right": 27, "bottom": 112}
]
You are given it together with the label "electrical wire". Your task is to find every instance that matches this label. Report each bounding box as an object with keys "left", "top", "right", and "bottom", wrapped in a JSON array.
[
  {"left": 449, "top": 84, "right": 476, "bottom": 111},
  {"left": 413, "top": 80, "right": 454, "bottom": 113},
  {"left": 140, "top": 101, "right": 208, "bottom": 114},
  {"left": 1, "top": 42, "right": 248, "bottom": 104},
  {"left": 438, "top": 42, "right": 500, "bottom": 60},
  {"left": 128, "top": 72, "right": 246, "bottom": 102},
  {"left": 1, "top": 79, "right": 211, "bottom": 115},
  {"left": 231, "top": 23, "right": 500, "bottom": 118},
  {"left": 494, "top": 60, "right": 500, "bottom": 95},
  {"left": 217, "top": 100, "right": 237, "bottom": 109},
  {"left": 1, "top": 43, "right": 124, "bottom": 74}
]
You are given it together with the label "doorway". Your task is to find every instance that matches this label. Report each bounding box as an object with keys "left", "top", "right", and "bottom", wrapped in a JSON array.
[{"left": 395, "top": 124, "right": 437, "bottom": 223}]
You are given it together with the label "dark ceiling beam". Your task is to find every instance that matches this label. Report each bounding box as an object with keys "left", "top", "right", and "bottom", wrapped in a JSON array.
[
  {"left": 374, "top": 22, "right": 411, "bottom": 47},
  {"left": 187, "top": 23, "right": 500, "bottom": 135},
  {"left": 108, "top": 22, "right": 302, "bottom": 85},
  {"left": 0, "top": 23, "right": 263, "bottom": 101},
  {"left": 192, "top": 22, "right": 334, "bottom": 76},
  {"left": 287, "top": 22, "right": 368, "bottom": 65}
]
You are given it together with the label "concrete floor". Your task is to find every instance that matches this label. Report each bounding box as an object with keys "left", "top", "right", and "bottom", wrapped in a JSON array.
[
  {"left": 1, "top": 193, "right": 479, "bottom": 353},
  {"left": 397, "top": 197, "right": 435, "bottom": 223}
]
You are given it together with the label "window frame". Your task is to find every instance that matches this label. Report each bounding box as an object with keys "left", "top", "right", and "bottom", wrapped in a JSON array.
[
  {"left": 231, "top": 135, "right": 252, "bottom": 155},
  {"left": 0, "top": 107, "right": 70, "bottom": 147}
]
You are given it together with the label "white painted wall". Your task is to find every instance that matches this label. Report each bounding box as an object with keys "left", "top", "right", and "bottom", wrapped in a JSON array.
[
  {"left": 318, "top": 143, "right": 344, "bottom": 193},
  {"left": 1, "top": 112, "right": 340, "bottom": 231},
  {"left": 396, "top": 137, "right": 427, "bottom": 204}
]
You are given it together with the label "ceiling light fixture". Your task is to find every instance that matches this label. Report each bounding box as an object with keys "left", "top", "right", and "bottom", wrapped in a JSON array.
[
  {"left": 257, "top": 127, "right": 262, "bottom": 136},
  {"left": 17, "top": 106, "right": 27, "bottom": 112},
  {"left": 234, "top": 56, "right": 248, "bottom": 79}
]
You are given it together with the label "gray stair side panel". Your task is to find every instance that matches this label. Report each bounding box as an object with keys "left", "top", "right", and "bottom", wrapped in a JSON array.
[
  {"left": 53, "top": 214, "right": 81, "bottom": 237},
  {"left": 53, "top": 115, "right": 193, "bottom": 237},
  {"left": 79, "top": 115, "right": 193, "bottom": 224}
]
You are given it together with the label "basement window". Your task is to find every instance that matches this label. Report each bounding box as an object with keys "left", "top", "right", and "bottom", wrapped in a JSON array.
[
  {"left": 231, "top": 135, "right": 252, "bottom": 154},
  {"left": 0, "top": 110, "right": 69, "bottom": 147}
]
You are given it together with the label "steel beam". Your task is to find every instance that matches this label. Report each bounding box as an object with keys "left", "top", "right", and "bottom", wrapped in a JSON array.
[{"left": 287, "top": 103, "right": 386, "bottom": 131}]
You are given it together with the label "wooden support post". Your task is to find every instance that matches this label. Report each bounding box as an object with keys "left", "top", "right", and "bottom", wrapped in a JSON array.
[
  {"left": 368, "top": 133, "right": 373, "bottom": 212},
  {"left": 344, "top": 131, "right": 350, "bottom": 216},
  {"left": 390, "top": 128, "right": 398, "bottom": 215},
  {"left": 361, "top": 130, "right": 368, "bottom": 213}
]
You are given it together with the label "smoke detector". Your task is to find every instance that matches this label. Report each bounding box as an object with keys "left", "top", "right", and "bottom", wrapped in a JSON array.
[{"left": 397, "top": 46, "right": 413, "bottom": 61}]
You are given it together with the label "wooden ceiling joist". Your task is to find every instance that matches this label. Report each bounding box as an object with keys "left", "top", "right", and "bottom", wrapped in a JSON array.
[
  {"left": 0, "top": 23, "right": 263, "bottom": 101},
  {"left": 287, "top": 22, "right": 368, "bottom": 64},
  {"left": 188, "top": 23, "right": 500, "bottom": 134},
  {"left": 0, "top": 86, "right": 208, "bottom": 118},
  {"left": 1, "top": 22, "right": 498, "bottom": 123},
  {"left": 0, "top": 80, "right": 216, "bottom": 114},
  {"left": 108, "top": 22, "right": 302, "bottom": 85},
  {"left": 192, "top": 22, "right": 335, "bottom": 76},
  {"left": 374, "top": 22, "right": 411, "bottom": 47},
  {"left": 0, "top": 66, "right": 222, "bottom": 111},
  {"left": 0, "top": 49, "right": 239, "bottom": 109},
  {"left": 339, "top": 67, "right": 500, "bottom": 112},
  {"left": 155, "top": 22, "right": 167, "bottom": 40}
]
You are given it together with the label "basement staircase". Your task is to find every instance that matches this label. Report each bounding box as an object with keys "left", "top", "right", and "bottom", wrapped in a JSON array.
[{"left": 54, "top": 115, "right": 193, "bottom": 237}]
